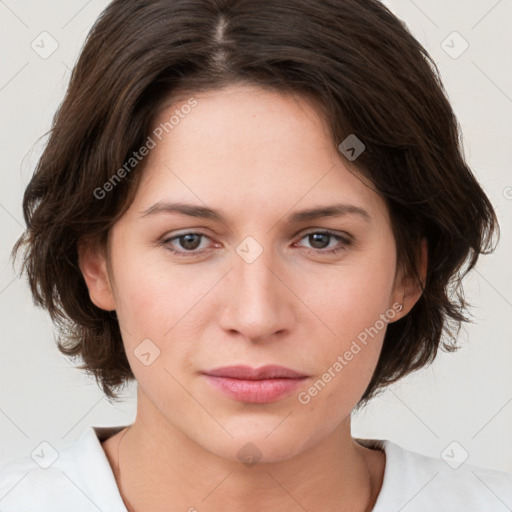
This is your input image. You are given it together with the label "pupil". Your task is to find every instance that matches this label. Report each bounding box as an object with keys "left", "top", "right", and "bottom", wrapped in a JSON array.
[
  {"left": 181, "top": 234, "right": 200, "bottom": 250},
  {"left": 310, "top": 233, "right": 329, "bottom": 249}
]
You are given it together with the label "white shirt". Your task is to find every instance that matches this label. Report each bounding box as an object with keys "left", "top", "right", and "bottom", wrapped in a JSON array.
[{"left": 1, "top": 425, "right": 511, "bottom": 511}]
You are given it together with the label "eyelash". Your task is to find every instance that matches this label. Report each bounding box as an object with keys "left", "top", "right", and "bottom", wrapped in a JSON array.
[{"left": 159, "top": 230, "right": 352, "bottom": 258}]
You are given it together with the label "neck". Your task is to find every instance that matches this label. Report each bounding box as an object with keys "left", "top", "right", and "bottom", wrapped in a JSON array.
[{"left": 105, "top": 392, "right": 385, "bottom": 512}]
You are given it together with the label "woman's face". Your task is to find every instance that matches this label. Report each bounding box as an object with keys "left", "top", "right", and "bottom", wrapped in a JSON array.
[{"left": 83, "top": 84, "right": 414, "bottom": 462}]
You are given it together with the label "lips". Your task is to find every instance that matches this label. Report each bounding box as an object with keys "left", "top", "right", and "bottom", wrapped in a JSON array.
[
  {"left": 202, "top": 365, "right": 307, "bottom": 380},
  {"left": 202, "top": 365, "right": 308, "bottom": 403}
]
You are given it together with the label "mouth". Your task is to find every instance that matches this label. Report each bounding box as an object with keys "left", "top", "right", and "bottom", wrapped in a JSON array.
[
  {"left": 201, "top": 365, "right": 309, "bottom": 403},
  {"left": 203, "top": 364, "right": 308, "bottom": 380}
]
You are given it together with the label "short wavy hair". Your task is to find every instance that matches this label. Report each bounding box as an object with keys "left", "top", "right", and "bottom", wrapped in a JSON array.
[{"left": 12, "top": 0, "right": 498, "bottom": 405}]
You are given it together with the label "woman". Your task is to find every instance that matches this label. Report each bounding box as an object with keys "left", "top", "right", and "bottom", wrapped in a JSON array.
[{"left": 2, "top": 0, "right": 511, "bottom": 510}]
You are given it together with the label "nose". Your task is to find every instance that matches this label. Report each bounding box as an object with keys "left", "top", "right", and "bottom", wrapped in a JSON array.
[{"left": 217, "top": 245, "right": 295, "bottom": 343}]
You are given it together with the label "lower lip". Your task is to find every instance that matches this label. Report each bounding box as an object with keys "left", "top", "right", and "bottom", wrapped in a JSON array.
[{"left": 204, "top": 375, "right": 306, "bottom": 403}]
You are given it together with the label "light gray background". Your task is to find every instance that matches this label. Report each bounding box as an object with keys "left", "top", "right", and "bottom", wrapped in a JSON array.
[{"left": 1, "top": 0, "right": 511, "bottom": 474}]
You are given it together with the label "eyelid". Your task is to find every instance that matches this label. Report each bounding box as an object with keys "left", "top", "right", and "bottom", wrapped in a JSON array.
[
  {"left": 293, "top": 229, "right": 352, "bottom": 252},
  {"left": 161, "top": 231, "right": 213, "bottom": 252},
  {"left": 297, "top": 228, "right": 352, "bottom": 242}
]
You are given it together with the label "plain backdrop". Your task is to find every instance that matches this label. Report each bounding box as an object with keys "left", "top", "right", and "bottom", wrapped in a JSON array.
[{"left": 1, "top": 0, "right": 511, "bottom": 474}]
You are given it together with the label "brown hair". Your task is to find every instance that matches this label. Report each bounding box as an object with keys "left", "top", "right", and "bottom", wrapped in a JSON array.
[{"left": 11, "top": 0, "right": 498, "bottom": 406}]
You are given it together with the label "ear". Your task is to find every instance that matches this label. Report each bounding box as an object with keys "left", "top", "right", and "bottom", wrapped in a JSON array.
[
  {"left": 390, "top": 238, "right": 427, "bottom": 321},
  {"left": 77, "top": 238, "right": 116, "bottom": 311}
]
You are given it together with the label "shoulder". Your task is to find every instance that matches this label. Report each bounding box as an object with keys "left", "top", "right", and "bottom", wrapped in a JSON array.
[
  {"left": 0, "top": 453, "right": 66, "bottom": 506},
  {"left": 0, "top": 447, "right": 87, "bottom": 511},
  {"left": 0, "top": 425, "right": 128, "bottom": 512},
  {"left": 367, "top": 438, "right": 512, "bottom": 511}
]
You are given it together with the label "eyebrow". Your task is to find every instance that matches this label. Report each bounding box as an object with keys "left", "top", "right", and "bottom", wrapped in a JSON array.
[{"left": 140, "top": 201, "right": 371, "bottom": 224}]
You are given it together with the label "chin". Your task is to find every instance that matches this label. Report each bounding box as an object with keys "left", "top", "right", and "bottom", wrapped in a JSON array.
[{"left": 199, "top": 422, "right": 316, "bottom": 466}]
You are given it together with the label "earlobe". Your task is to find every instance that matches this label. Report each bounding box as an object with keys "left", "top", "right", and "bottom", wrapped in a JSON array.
[
  {"left": 77, "top": 240, "right": 116, "bottom": 311},
  {"left": 390, "top": 238, "right": 428, "bottom": 321}
]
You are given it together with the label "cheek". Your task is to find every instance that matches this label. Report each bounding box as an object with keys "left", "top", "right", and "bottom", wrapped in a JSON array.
[
  {"left": 106, "top": 236, "right": 173, "bottom": 346},
  {"left": 108, "top": 243, "right": 212, "bottom": 372},
  {"left": 297, "top": 299, "right": 387, "bottom": 430},
  {"left": 297, "top": 249, "right": 396, "bottom": 397},
  {"left": 108, "top": 229, "right": 176, "bottom": 314},
  {"left": 112, "top": 271, "right": 164, "bottom": 334},
  {"left": 304, "top": 251, "right": 396, "bottom": 341}
]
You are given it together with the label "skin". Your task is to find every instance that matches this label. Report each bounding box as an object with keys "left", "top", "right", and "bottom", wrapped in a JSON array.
[{"left": 79, "top": 84, "right": 425, "bottom": 512}]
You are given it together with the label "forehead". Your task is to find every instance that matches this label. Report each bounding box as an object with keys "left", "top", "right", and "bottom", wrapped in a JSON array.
[{"left": 129, "top": 84, "right": 388, "bottom": 224}]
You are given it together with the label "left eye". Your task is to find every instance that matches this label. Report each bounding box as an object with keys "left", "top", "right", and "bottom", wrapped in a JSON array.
[
  {"left": 296, "top": 231, "right": 348, "bottom": 251},
  {"left": 163, "top": 233, "right": 209, "bottom": 254}
]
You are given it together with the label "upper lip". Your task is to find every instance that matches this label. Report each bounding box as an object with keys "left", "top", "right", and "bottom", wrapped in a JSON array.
[{"left": 203, "top": 365, "right": 307, "bottom": 380}]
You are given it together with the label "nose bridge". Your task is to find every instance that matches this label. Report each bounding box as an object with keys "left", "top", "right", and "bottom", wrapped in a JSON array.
[
  {"left": 219, "top": 236, "right": 291, "bottom": 340},
  {"left": 238, "top": 244, "right": 276, "bottom": 302}
]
